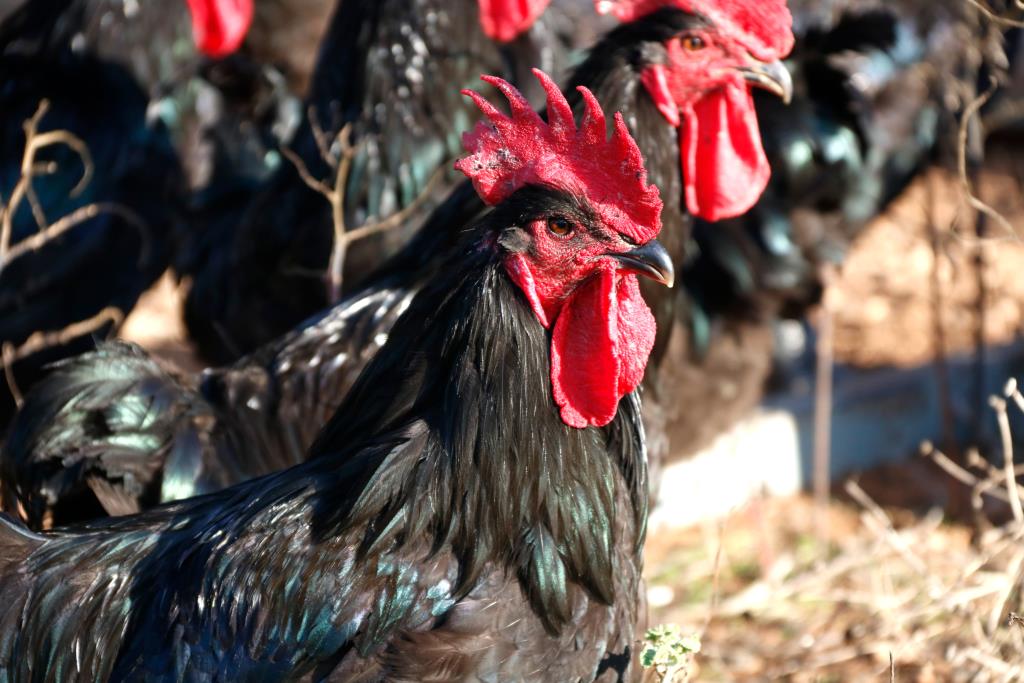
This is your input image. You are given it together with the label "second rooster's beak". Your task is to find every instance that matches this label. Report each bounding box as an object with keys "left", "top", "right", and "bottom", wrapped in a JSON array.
[
  {"left": 610, "top": 240, "right": 675, "bottom": 288},
  {"left": 738, "top": 59, "right": 793, "bottom": 104}
]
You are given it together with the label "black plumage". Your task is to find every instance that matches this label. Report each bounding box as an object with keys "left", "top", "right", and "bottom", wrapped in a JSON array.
[
  {"left": 0, "top": 182, "right": 478, "bottom": 525},
  {"left": 0, "top": 183, "right": 649, "bottom": 682},
  {"left": 654, "top": 2, "right": 976, "bottom": 464},
  {"left": 19, "top": 3, "right": 958, "bottom": 521},
  {"left": 1, "top": 0, "right": 298, "bottom": 190}
]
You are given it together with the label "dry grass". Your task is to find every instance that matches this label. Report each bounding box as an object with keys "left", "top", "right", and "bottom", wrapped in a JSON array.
[{"left": 645, "top": 380, "right": 1024, "bottom": 682}]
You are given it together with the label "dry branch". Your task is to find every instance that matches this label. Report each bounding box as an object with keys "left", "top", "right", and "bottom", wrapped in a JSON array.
[
  {"left": 282, "top": 107, "right": 443, "bottom": 304},
  {"left": 813, "top": 265, "right": 837, "bottom": 534},
  {"left": 957, "top": 77, "right": 1019, "bottom": 245},
  {"left": 2, "top": 306, "right": 124, "bottom": 366},
  {"left": 0, "top": 100, "right": 93, "bottom": 269},
  {"left": 3, "top": 305, "right": 125, "bottom": 406},
  {"left": 964, "top": 0, "right": 1024, "bottom": 28},
  {"left": 1, "top": 102, "right": 146, "bottom": 404}
]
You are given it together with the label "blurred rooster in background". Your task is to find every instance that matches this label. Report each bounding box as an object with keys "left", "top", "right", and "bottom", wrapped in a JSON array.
[
  {"left": 180, "top": 0, "right": 594, "bottom": 362},
  {"left": 672, "top": 0, "right": 975, "bottom": 457},
  {"left": 2, "top": 0, "right": 799, "bottom": 525},
  {"left": 0, "top": 72, "right": 667, "bottom": 681},
  {"left": 0, "top": 0, "right": 301, "bottom": 427}
]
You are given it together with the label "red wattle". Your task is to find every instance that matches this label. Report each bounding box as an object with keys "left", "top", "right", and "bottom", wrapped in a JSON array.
[
  {"left": 478, "top": 0, "right": 552, "bottom": 43},
  {"left": 550, "top": 266, "right": 655, "bottom": 428},
  {"left": 681, "top": 82, "right": 770, "bottom": 222},
  {"left": 186, "top": 0, "right": 253, "bottom": 58}
]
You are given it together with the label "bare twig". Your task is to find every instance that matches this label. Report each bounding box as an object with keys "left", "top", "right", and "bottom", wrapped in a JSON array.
[
  {"left": 0, "top": 100, "right": 94, "bottom": 269},
  {"left": 923, "top": 441, "right": 982, "bottom": 490},
  {"left": 845, "top": 480, "right": 929, "bottom": 576},
  {"left": 957, "top": 77, "right": 1017, "bottom": 242},
  {"left": 926, "top": 172, "right": 959, "bottom": 457},
  {"left": 2, "top": 343, "right": 22, "bottom": 408},
  {"left": 2, "top": 202, "right": 151, "bottom": 266},
  {"left": 307, "top": 106, "right": 337, "bottom": 171},
  {"left": 280, "top": 145, "right": 333, "bottom": 198},
  {"left": 990, "top": 396, "right": 1024, "bottom": 523},
  {"left": 964, "top": 0, "right": 1024, "bottom": 28},
  {"left": 282, "top": 112, "right": 444, "bottom": 304},
  {"left": 989, "top": 549, "right": 1024, "bottom": 634},
  {"left": 1004, "top": 378, "right": 1024, "bottom": 415},
  {"left": 2, "top": 306, "right": 124, "bottom": 365},
  {"left": 700, "top": 520, "right": 725, "bottom": 639},
  {"left": 813, "top": 265, "right": 836, "bottom": 534}
]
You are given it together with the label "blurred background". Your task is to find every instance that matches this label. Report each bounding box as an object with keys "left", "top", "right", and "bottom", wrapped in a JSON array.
[{"left": 4, "top": 0, "right": 1024, "bottom": 679}]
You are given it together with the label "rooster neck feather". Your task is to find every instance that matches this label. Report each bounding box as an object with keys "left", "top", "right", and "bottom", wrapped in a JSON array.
[{"left": 310, "top": 217, "right": 648, "bottom": 633}]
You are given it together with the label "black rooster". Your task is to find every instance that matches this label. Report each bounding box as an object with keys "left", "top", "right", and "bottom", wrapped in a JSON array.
[
  {"left": 0, "top": 73, "right": 669, "bottom": 681},
  {"left": 0, "top": 0, "right": 291, "bottom": 426},
  {"left": 686, "top": 2, "right": 969, "bottom": 337},
  {"left": 661, "top": 0, "right": 974, "bottom": 460},
  {"left": 181, "top": 0, "right": 587, "bottom": 362},
  {"left": 2, "top": 0, "right": 798, "bottom": 525}
]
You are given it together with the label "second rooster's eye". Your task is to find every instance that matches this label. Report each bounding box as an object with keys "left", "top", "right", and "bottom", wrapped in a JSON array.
[
  {"left": 547, "top": 216, "right": 574, "bottom": 237},
  {"left": 680, "top": 34, "right": 705, "bottom": 51}
]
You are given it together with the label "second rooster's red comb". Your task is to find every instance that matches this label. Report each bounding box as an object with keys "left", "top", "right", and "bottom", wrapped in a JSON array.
[
  {"left": 456, "top": 69, "right": 663, "bottom": 245},
  {"left": 594, "top": 0, "right": 793, "bottom": 62}
]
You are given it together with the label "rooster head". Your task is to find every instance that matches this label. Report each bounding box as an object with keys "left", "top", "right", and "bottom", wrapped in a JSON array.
[
  {"left": 596, "top": 0, "right": 794, "bottom": 221},
  {"left": 478, "top": 0, "right": 552, "bottom": 42},
  {"left": 457, "top": 69, "right": 671, "bottom": 428},
  {"left": 185, "top": 0, "right": 253, "bottom": 58}
]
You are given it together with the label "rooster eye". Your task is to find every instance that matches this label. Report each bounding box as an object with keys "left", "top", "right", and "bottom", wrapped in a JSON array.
[
  {"left": 680, "top": 35, "right": 705, "bottom": 51},
  {"left": 547, "top": 217, "right": 574, "bottom": 237}
]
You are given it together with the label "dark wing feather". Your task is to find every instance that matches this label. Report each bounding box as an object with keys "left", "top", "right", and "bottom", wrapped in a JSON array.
[
  {"left": 1, "top": 282, "right": 420, "bottom": 528},
  {"left": 1, "top": 343, "right": 205, "bottom": 527}
]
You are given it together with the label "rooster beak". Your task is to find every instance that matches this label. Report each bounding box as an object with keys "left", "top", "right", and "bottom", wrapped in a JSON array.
[
  {"left": 738, "top": 59, "right": 793, "bottom": 104},
  {"left": 610, "top": 240, "right": 675, "bottom": 288}
]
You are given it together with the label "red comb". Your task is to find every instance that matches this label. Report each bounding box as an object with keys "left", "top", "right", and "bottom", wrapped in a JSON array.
[
  {"left": 456, "top": 69, "right": 663, "bottom": 244},
  {"left": 186, "top": 0, "right": 253, "bottom": 58},
  {"left": 594, "top": 0, "right": 793, "bottom": 61}
]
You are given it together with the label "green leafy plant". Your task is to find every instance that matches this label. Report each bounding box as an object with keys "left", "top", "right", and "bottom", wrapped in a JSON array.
[{"left": 641, "top": 624, "right": 701, "bottom": 682}]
